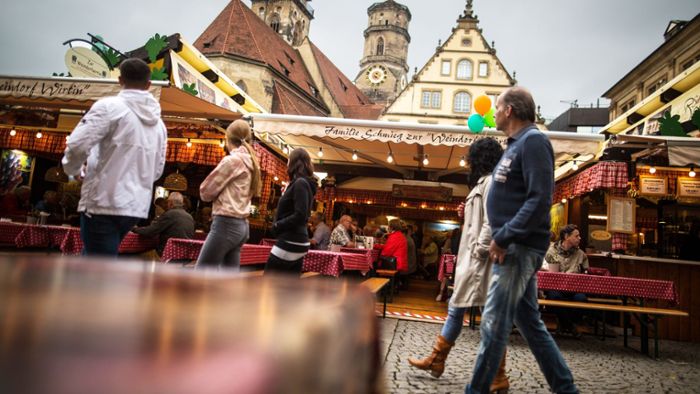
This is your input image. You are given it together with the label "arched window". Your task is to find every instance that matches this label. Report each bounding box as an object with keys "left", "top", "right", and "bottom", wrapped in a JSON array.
[
  {"left": 453, "top": 92, "right": 471, "bottom": 113},
  {"left": 456, "top": 60, "right": 473, "bottom": 80},
  {"left": 270, "top": 13, "right": 281, "bottom": 32},
  {"left": 258, "top": 7, "right": 265, "bottom": 18},
  {"left": 292, "top": 21, "right": 303, "bottom": 46},
  {"left": 376, "top": 37, "right": 384, "bottom": 56},
  {"left": 236, "top": 80, "right": 248, "bottom": 94}
]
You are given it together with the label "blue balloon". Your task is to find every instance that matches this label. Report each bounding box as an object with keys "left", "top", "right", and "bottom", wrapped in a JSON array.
[{"left": 468, "top": 113, "right": 485, "bottom": 133}]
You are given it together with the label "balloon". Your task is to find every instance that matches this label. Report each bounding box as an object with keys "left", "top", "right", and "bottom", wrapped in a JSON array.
[
  {"left": 468, "top": 113, "right": 485, "bottom": 133},
  {"left": 474, "top": 95, "right": 492, "bottom": 116},
  {"left": 484, "top": 108, "right": 496, "bottom": 128}
]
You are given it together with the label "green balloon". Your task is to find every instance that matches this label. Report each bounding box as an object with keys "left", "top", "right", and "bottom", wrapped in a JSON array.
[{"left": 484, "top": 108, "right": 496, "bottom": 128}]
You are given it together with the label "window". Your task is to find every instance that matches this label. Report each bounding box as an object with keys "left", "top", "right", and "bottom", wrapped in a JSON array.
[
  {"left": 457, "top": 60, "right": 473, "bottom": 80},
  {"left": 478, "top": 61, "right": 489, "bottom": 77},
  {"left": 453, "top": 92, "right": 471, "bottom": 113},
  {"left": 376, "top": 37, "right": 384, "bottom": 56},
  {"left": 270, "top": 13, "right": 281, "bottom": 32},
  {"left": 258, "top": 7, "right": 265, "bottom": 18},
  {"left": 646, "top": 76, "right": 667, "bottom": 96},
  {"left": 421, "top": 90, "right": 442, "bottom": 109},
  {"left": 461, "top": 38, "right": 472, "bottom": 47},
  {"left": 620, "top": 99, "right": 635, "bottom": 113},
  {"left": 235, "top": 80, "right": 248, "bottom": 94},
  {"left": 682, "top": 57, "right": 698, "bottom": 71},
  {"left": 487, "top": 93, "right": 498, "bottom": 107},
  {"left": 441, "top": 60, "right": 451, "bottom": 76}
]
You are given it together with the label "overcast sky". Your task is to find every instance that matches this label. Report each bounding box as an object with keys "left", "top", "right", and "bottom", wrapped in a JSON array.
[{"left": 1, "top": 0, "right": 697, "bottom": 120}]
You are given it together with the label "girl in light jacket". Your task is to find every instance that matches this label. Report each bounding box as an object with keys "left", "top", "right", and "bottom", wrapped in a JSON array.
[
  {"left": 196, "top": 120, "right": 261, "bottom": 271},
  {"left": 408, "top": 138, "right": 510, "bottom": 393}
]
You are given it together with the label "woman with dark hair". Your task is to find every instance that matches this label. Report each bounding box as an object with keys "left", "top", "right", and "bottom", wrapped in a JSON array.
[
  {"left": 196, "top": 119, "right": 261, "bottom": 271},
  {"left": 264, "top": 148, "right": 318, "bottom": 274},
  {"left": 409, "top": 137, "right": 510, "bottom": 392}
]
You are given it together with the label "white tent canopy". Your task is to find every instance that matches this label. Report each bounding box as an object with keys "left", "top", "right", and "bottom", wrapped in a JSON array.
[{"left": 249, "top": 113, "right": 604, "bottom": 178}]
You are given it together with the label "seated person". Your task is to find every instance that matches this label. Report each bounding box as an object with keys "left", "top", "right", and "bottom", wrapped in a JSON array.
[
  {"left": 309, "top": 212, "right": 330, "bottom": 250},
  {"left": 0, "top": 185, "right": 31, "bottom": 220},
  {"left": 379, "top": 219, "right": 408, "bottom": 273},
  {"left": 133, "top": 192, "right": 195, "bottom": 256},
  {"left": 544, "top": 224, "right": 589, "bottom": 337},
  {"left": 421, "top": 236, "right": 439, "bottom": 279},
  {"left": 329, "top": 214, "right": 355, "bottom": 249},
  {"left": 35, "top": 190, "right": 62, "bottom": 223}
]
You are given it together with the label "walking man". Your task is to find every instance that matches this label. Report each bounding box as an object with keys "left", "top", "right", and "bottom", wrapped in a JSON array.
[
  {"left": 62, "top": 58, "right": 167, "bottom": 256},
  {"left": 466, "top": 87, "right": 578, "bottom": 393}
]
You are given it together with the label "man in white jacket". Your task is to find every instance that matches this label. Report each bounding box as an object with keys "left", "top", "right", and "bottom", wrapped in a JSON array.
[{"left": 62, "top": 58, "right": 167, "bottom": 256}]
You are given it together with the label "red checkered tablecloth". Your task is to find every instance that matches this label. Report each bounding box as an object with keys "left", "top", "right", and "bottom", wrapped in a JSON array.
[
  {"left": 437, "top": 254, "right": 457, "bottom": 282},
  {"left": 59, "top": 230, "right": 158, "bottom": 255},
  {"left": 14, "top": 224, "right": 76, "bottom": 250},
  {"left": 161, "top": 239, "right": 272, "bottom": 265},
  {"left": 537, "top": 271, "right": 678, "bottom": 304},
  {"left": 303, "top": 250, "right": 344, "bottom": 277},
  {"left": 0, "top": 222, "right": 25, "bottom": 245},
  {"left": 339, "top": 247, "right": 380, "bottom": 274}
]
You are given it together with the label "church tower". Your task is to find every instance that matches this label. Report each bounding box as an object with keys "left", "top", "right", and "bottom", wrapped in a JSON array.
[
  {"left": 251, "top": 0, "right": 314, "bottom": 46},
  {"left": 354, "top": 0, "right": 411, "bottom": 106}
]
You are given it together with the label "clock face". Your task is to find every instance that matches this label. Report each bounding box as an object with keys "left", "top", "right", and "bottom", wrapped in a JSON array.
[{"left": 366, "top": 65, "right": 387, "bottom": 85}]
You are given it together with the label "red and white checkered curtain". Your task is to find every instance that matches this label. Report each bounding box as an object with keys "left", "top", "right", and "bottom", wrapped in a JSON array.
[{"left": 554, "top": 161, "right": 629, "bottom": 202}]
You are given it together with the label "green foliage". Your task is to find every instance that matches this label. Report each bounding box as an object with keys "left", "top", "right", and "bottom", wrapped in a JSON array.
[
  {"left": 182, "top": 83, "right": 198, "bottom": 96},
  {"left": 145, "top": 33, "right": 169, "bottom": 63},
  {"left": 102, "top": 48, "right": 121, "bottom": 68},
  {"left": 692, "top": 108, "right": 700, "bottom": 131},
  {"left": 658, "top": 111, "right": 686, "bottom": 137},
  {"left": 150, "top": 67, "right": 169, "bottom": 81}
]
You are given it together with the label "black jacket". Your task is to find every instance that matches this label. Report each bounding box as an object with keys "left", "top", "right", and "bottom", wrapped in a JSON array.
[
  {"left": 133, "top": 207, "right": 195, "bottom": 255},
  {"left": 273, "top": 176, "right": 317, "bottom": 251}
]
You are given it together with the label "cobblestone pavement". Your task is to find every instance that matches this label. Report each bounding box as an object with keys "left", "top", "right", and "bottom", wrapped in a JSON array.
[{"left": 379, "top": 319, "right": 700, "bottom": 393}]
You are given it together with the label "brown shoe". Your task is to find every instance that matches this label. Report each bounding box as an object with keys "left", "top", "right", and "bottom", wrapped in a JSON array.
[
  {"left": 407, "top": 335, "right": 454, "bottom": 378},
  {"left": 489, "top": 350, "right": 510, "bottom": 393}
]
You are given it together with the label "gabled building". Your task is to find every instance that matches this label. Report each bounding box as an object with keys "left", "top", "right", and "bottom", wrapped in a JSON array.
[
  {"left": 381, "top": 0, "right": 514, "bottom": 125},
  {"left": 193, "top": 0, "right": 381, "bottom": 119}
]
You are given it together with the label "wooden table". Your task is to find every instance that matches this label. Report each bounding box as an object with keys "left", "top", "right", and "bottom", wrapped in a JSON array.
[{"left": 0, "top": 256, "right": 379, "bottom": 393}]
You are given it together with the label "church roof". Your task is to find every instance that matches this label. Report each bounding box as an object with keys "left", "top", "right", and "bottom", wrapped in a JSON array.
[
  {"left": 271, "top": 81, "right": 328, "bottom": 117},
  {"left": 368, "top": 0, "right": 411, "bottom": 20},
  {"left": 308, "top": 42, "right": 384, "bottom": 119},
  {"left": 193, "top": 0, "right": 320, "bottom": 101}
]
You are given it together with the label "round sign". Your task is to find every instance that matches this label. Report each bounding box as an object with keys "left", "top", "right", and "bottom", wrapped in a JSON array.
[
  {"left": 590, "top": 230, "right": 612, "bottom": 241},
  {"left": 64, "top": 47, "right": 110, "bottom": 79}
]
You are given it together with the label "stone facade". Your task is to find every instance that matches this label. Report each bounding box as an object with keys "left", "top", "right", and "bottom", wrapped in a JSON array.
[
  {"left": 251, "top": 0, "right": 314, "bottom": 46},
  {"left": 354, "top": 0, "right": 412, "bottom": 106},
  {"left": 207, "top": 56, "right": 276, "bottom": 111},
  {"left": 603, "top": 16, "right": 700, "bottom": 122},
  {"left": 382, "top": 1, "right": 515, "bottom": 125}
]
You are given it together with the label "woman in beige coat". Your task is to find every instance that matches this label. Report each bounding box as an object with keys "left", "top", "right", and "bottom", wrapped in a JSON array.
[{"left": 408, "top": 138, "right": 509, "bottom": 393}]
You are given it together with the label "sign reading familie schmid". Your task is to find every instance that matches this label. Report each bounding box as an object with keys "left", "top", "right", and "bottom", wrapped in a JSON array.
[
  {"left": 322, "top": 125, "right": 501, "bottom": 146},
  {"left": 0, "top": 76, "right": 160, "bottom": 102}
]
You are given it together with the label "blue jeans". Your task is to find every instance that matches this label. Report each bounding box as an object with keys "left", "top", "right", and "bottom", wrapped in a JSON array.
[
  {"left": 466, "top": 244, "right": 578, "bottom": 394},
  {"left": 196, "top": 216, "right": 249, "bottom": 271},
  {"left": 80, "top": 213, "right": 140, "bottom": 257},
  {"left": 441, "top": 306, "right": 469, "bottom": 342}
]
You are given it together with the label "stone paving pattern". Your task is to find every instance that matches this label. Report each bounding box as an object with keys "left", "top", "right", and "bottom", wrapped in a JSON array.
[{"left": 379, "top": 319, "right": 700, "bottom": 393}]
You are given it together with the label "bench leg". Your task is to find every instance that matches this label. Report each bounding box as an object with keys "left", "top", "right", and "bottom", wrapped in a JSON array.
[
  {"left": 623, "top": 299, "right": 629, "bottom": 348},
  {"left": 383, "top": 286, "right": 387, "bottom": 319},
  {"left": 387, "top": 276, "right": 395, "bottom": 303},
  {"left": 640, "top": 313, "right": 649, "bottom": 356},
  {"left": 653, "top": 316, "right": 659, "bottom": 359}
]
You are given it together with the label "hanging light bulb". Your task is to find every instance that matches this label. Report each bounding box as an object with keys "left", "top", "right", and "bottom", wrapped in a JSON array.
[
  {"left": 351, "top": 150, "right": 358, "bottom": 161},
  {"left": 186, "top": 138, "right": 192, "bottom": 148},
  {"left": 9, "top": 128, "right": 16, "bottom": 137},
  {"left": 422, "top": 154, "right": 429, "bottom": 166},
  {"left": 649, "top": 166, "right": 657, "bottom": 174},
  {"left": 572, "top": 160, "right": 579, "bottom": 171},
  {"left": 219, "top": 139, "right": 225, "bottom": 148},
  {"left": 387, "top": 153, "right": 394, "bottom": 163},
  {"left": 282, "top": 144, "right": 289, "bottom": 155},
  {"left": 317, "top": 147, "right": 324, "bottom": 158},
  {"left": 459, "top": 156, "right": 466, "bottom": 167},
  {"left": 36, "top": 131, "right": 43, "bottom": 139},
  {"left": 274, "top": 175, "right": 279, "bottom": 181},
  {"left": 690, "top": 166, "right": 696, "bottom": 178},
  {"left": 65, "top": 135, "right": 69, "bottom": 141},
  {"left": 561, "top": 198, "right": 567, "bottom": 204}
]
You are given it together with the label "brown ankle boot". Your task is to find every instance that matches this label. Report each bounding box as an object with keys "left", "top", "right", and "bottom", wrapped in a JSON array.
[
  {"left": 489, "top": 350, "right": 510, "bottom": 393},
  {"left": 407, "top": 335, "right": 454, "bottom": 378}
]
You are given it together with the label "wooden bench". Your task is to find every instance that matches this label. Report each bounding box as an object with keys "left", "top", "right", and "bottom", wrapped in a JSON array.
[
  {"left": 300, "top": 272, "right": 321, "bottom": 279},
  {"left": 236, "top": 271, "right": 320, "bottom": 279},
  {"left": 375, "top": 269, "right": 399, "bottom": 302},
  {"left": 539, "top": 298, "right": 688, "bottom": 358},
  {"left": 361, "top": 277, "right": 391, "bottom": 318}
]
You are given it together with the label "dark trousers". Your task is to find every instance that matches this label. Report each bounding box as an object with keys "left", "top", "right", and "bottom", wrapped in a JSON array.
[
  {"left": 545, "top": 290, "right": 588, "bottom": 328},
  {"left": 80, "top": 213, "right": 140, "bottom": 257},
  {"left": 264, "top": 253, "right": 304, "bottom": 275}
]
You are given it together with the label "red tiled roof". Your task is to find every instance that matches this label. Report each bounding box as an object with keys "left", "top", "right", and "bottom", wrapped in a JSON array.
[
  {"left": 194, "top": 0, "right": 321, "bottom": 101},
  {"left": 308, "top": 42, "right": 383, "bottom": 120},
  {"left": 271, "top": 80, "right": 327, "bottom": 117}
]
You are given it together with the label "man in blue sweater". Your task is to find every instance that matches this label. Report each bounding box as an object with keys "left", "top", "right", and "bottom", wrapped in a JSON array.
[{"left": 466, "top": 87, "right": 578, "bottom": 394}]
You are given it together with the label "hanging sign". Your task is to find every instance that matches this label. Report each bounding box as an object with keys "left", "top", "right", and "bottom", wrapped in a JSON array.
[
  {"left": 607, "top": 197, "right": 635, "bottom": 234},
  {"left": 64, "top": 47, "right": 110, "bottom": 79},
  {"left": 639, "top": 175, "right": 667, "bottom": 196},
  {"left": 677, "top": 177, "right": 700, "bottom": 198}
]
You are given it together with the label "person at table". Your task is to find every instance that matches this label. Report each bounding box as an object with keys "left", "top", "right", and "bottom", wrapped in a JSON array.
[
  {"left": 195, "top": 120, "right": 261, "bottom": 271},
  {"left": 309, "top": 212, "right": 330, "bottom": 250},
  {"left": 421, "top": 236, "right": 439, "bottom": 279},
  {"left": 61, "top": 58, "right": 168, "bottom": 256},
  {"left": 543, "top": 224, "right": 589, "bottom": 338},
  {"left": 35, "top": 190, "right": 62, "bottom": 223},
  {"left": 265, "top": 148, "right": 317, "bottom": 274},
  {"left": 409, "top": 137, "right": 510, "bottom": 392},
  {"left": 329, "top": 215, "right": 356, "bottom": 250},
  {"left": 133, "top": 192, "right": 195, "bottom": 256},
  {"left": 0, "top": 185, "right": 31, "bottom": 220},
  {"left": 379, "top": 219, "right": 408, "bottom": 273},
  {"left": 465, "top": 87, "right": 577, "bottom": 394}
]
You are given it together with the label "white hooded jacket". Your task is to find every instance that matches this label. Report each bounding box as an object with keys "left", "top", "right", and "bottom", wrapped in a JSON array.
[{"left": 62, "top": 89, "right": 167, "bottom": 218}]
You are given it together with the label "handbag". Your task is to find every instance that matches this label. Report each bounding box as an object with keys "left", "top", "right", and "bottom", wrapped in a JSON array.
[{"left": 378, "top": 255, "right": 397, "bottom": 270}]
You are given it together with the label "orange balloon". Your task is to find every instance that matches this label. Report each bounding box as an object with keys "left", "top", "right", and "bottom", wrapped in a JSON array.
[{"left": 474, "top": 95, "right": 492, "bottom": 116}]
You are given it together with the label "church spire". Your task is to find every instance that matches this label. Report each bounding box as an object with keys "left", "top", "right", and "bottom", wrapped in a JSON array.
[{"left": 462, "top": 0, "right": 474, "bottom": 19}]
